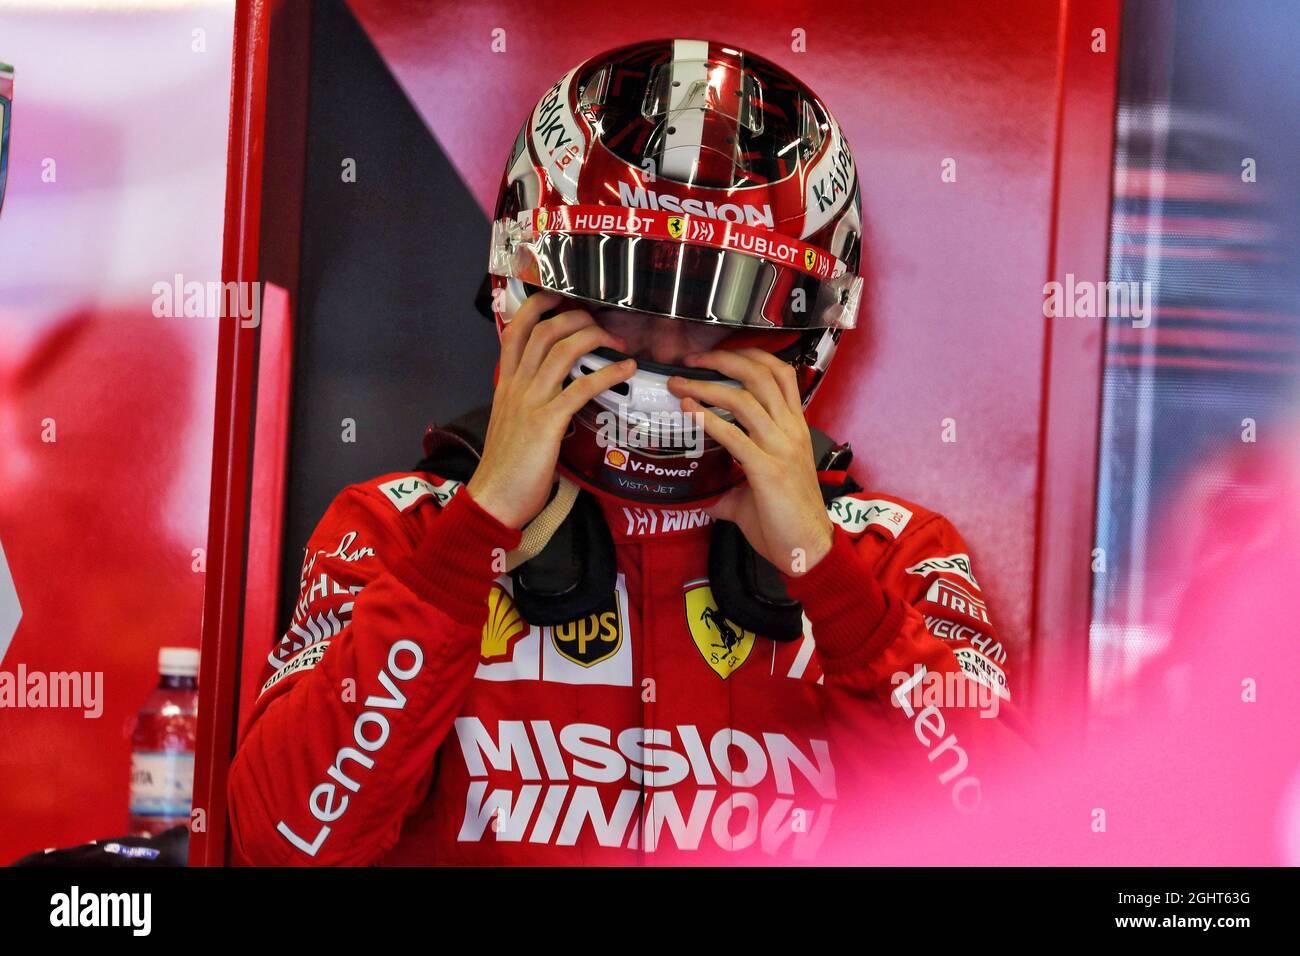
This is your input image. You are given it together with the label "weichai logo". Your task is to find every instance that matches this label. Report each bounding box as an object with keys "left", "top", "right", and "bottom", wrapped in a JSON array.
[{"left": 453, "top": 718, "right": 837, "bottom": 857}]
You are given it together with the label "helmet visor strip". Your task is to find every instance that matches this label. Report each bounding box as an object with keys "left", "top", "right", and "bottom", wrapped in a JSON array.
[{"left": 489, "top": 206, "right": 862, "bottom": 331}]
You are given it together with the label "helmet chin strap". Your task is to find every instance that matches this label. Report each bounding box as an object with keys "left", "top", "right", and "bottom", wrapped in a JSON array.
[{"left": 505, "top": 476, "right": 580, "bottom": 571}]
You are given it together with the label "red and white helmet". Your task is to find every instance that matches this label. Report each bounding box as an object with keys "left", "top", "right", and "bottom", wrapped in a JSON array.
[{"left": 488, "top": 38, "right": 863, "bottom": 504}]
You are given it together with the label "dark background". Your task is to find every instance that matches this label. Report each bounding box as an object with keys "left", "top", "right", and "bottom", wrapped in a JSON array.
[{"left": 276, "top": 0, "right": 498, "bottom": 624}]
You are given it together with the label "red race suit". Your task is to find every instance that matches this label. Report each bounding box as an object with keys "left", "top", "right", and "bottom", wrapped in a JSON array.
[{"left": 227, "top": 468, "right": 1020, "bottom": 865}]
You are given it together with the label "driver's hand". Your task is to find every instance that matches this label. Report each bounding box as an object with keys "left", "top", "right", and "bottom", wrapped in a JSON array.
[{"left": 467, "top": 291, "right": 635, "bottom": 529}]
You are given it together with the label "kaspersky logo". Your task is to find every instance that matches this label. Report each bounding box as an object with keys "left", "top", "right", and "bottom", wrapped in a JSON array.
[
  {"left": 810, "top": 128, "right": 854, "bottom": 215},
  {"left": 618, "top": 182, "right": 774, "bottom": 228}
]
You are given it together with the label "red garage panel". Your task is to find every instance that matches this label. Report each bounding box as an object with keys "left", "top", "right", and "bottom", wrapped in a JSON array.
[{"left": 0, "top": 2, "right": 234, "bottom": 864}]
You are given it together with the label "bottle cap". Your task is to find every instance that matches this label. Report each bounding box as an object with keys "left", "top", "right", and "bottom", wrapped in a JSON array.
[{"left": 159, "top": 647, "right": 200, "bottom": 678}]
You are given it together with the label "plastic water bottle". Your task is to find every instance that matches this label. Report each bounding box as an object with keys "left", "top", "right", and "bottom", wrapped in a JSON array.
[{"left": 128, "top": 647, "right": 199, "bottom": 836}]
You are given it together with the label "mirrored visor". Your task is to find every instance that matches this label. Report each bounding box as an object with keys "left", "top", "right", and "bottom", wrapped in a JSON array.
[{"left": 489, "top": 216, "right": 861, "bottom": 330}]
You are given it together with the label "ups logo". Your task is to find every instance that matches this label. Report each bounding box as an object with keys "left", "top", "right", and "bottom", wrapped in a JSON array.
[{"left": 551, "top": 598, "right": 623, "bottom": 668}]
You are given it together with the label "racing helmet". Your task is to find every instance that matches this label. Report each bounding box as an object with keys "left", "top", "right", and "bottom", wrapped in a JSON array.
[{"left": 488, "top": 38, "right": 863, "bottom": 504}]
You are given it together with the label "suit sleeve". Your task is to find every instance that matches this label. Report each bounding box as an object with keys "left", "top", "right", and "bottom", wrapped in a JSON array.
[
  {"left": 226, "top": 480, "right": 520, "bottom": 866},
  {"left": 788, "top": 513, "right": 1013, "bottom": 702},
  {"left": 783, "top": 510, "right": 1030, "bottom": 799}
]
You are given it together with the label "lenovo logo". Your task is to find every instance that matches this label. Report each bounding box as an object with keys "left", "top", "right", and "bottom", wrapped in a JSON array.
[{"left": 276, "top": 640, "right": 424, "bottom": 857}]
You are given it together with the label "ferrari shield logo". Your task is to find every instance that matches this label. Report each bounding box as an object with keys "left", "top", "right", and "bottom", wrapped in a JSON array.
[
  {"left": 550, "top": 594, "right": 623, "bottom": 668},
  {"left": 684, "top": 579, "right": 755, "bottom": 679},
  {"left": 666, "top": 216, "right": 685, "bottom": 240},
  {"left": 803, "top": 248, "right": 818, "bottom": 272},
  {"left": 535, "top": 207, "right": 549, "bottom": 232},
  {"left": 0, "top": 63, "right": 12, "bottom": 219}
]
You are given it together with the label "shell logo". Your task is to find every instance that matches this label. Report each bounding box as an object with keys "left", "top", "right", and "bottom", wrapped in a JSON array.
[
  {"left": 603, "top": 447, "right": 629, "bottom": 471},
  {"left": 480, "top": 584, "right": 527, "bottom": 662}
]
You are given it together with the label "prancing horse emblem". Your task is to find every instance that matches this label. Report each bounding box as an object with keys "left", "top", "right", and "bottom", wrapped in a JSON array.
[{"left": 683, "top": 579, "right": 755, "bottom": 679}]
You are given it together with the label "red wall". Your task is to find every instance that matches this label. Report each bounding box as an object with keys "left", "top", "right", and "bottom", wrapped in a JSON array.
[{"left": 0, "top": 4, "right": 233, "bottom": 862}]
